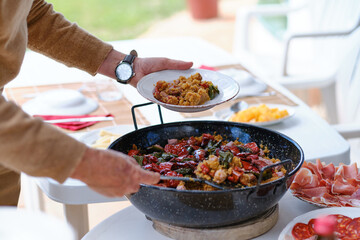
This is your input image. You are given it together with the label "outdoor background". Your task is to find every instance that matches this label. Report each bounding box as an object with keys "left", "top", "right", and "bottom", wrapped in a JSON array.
[
  {"left": 51, "top": 0, "right": 187, "bottom": 41},
  {"left": 23, "top": 0, "right": 338, "bottom": 235},
  {"left": 25, "top": 0, "right": 291, "bottom": 231},
  {"left": 51, "top": 0, "right": 285, "bottom": 44}
]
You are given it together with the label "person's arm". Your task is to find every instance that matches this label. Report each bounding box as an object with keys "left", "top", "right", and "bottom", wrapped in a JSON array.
[
  {"left": 0, "top": 95, "right": 86, "bottom": 182},
  {"left": 70, "top": 147, "right": 160, "bottom": 197},
  {"left": 97, "top": 49, "right": 193, "bottom": 87},
  {"left": 27, "top": 0, "right": 193, "bottom": 83},
  {"left": 0, "top": 95, "right": 159, "bottom": 195}
]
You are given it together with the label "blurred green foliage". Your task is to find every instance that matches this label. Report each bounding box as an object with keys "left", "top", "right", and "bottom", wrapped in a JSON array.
[
  {"left": 50, "top": 0, "right": 186, "bottom": 41},
  {"left": 257, "top": 0, "right": 287, "bottom": 39}
]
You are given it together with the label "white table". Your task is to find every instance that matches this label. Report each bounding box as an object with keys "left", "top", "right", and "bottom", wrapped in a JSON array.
[
  {"left": 9, "top": 37, "right": 350, "bottom": 239},
  {"left": 82, "top": 191, "right": 319, "bottom": 240}
]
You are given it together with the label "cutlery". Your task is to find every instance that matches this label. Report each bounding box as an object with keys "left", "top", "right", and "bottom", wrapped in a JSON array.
[
  {"left": 236, "top": 91, "right": 276, "bottom": 99},
  {"left": 160, "top": 175, "right": 228, "bottom": 190},
  {"left": 44, "top": 116, "right": 114, "bottom": 124},
  {"left": 230, "top": 101, "right": 249, "bottom": 113}
]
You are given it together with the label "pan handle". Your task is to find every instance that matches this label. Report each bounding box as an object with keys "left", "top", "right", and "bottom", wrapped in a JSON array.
[
  {"left": 254, "top": 159, "right": 293, "bottom": 193},
  {"left": 131, "top": 102, "right": 164, "bottom": 130}
]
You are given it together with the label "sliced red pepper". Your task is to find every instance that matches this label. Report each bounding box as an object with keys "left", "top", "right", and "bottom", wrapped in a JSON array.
[
  {"left": 164, "top": 143, "right": 189, "bottom": 156},
  {"left": 145, "top": 155, "right": 158, "bottom": 163},
  {"left": 228, "top": 146, "right": 240, "bottom": 155},
  {"left": 128, "top": 149, "right": 139, "bottom": 156},
  {"left": 159, "top": 162, "right": 173, "bottom": 172},
  {"left": 200, "top": 83, "right": 209, "bottom": 88},
  {"left": 244, "top": 142, "right": 260, "bottom": 154},
  {"left": 187, "top": 136, "right": 200, "bottom": 146},
  {"left": 201, "top": 133, "right": 214, "bottom": 146},
  {"left": 240, "top": 160, "right": 260, "bottom": 173},
  {"left": 241, "top": 160, "right": 252, "bottom": 170},
  {"left": 200, "top": 164, "right": 210, "bottom": 174},
  {"left": 143, "top": 163, "right": 161, "bottom": 172},
  {"left": 194, "top": 149, "right": 206, "bottom": 161},
  {"left": 228, "top": 169, "right": 243, "bottom": 183},
  {"left": 164, "top": 171, "right": 183, "bottom": 188},
  {"left": 247, "top": 154, "right": 259, "bottom": 161}
]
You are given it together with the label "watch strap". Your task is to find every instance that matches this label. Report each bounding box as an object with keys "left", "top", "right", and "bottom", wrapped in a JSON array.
[
  {"left": 123, "top": 53, "right": 136, "bottom": 64},
  {"left": 123, "top": 49, "right": 138, "bottom": 64}
]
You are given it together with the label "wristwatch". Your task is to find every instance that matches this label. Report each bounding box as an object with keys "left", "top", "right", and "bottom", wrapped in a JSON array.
[{"left": 115, "top": 50, "right": 138, "bottom": 84}]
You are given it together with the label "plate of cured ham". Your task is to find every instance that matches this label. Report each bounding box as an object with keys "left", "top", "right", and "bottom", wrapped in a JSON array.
[
  {"left": 290, "top": 159, "right": 360, "bottom": 207},
  {"left": 279, "top": 207, "right": 360, "bottom": 240}
]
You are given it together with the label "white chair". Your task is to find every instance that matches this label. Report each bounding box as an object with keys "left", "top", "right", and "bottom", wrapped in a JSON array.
[
  {"left": 332, "top": 36, "right": 360, "bottom": 162},
  {"left": 233, "top": 0, "right": 360, "bottom": 124}
]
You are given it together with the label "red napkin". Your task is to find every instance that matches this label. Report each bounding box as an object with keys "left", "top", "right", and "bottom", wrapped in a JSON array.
[
  {"left": 198, "top": 65, "right": 217, "bottom": 71},
  {"left": 34, "top": 114, "right": 113, "bottom": 131}
]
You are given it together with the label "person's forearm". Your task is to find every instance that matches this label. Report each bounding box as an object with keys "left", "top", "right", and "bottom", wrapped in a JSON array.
[
  {"left": 97, "top": 49, "right": 194, "bottom": 87},
  {"left": 97, "top": 49, "right": 126, "bottom": 80}
]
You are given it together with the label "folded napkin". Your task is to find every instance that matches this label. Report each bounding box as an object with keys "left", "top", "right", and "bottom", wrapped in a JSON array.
[
  {"left": 35, "top": 114, "right": 113, "bottom": 131},
  {"left": 198, "top": 65, "right": 217, "bottom": 71}
]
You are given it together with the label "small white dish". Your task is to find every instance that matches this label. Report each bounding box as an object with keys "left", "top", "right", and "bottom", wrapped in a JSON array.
[
  {"left": 22, "top": 89, "right": 98, "bottom": 115},
  {"left": 218, "top": 68, "right": 267, "bottom": 98},
  {"left": 79, "top": 125, "right": 129, "bottom": 146},
  {"left": 136, "top": 69, "right": 240, "bottom": 113},
  {"left": 214, "top": 103, "right": 296, "bottom": 126},
  {"left": 278, "top": 207, "right": 360, "bottom": 240}
]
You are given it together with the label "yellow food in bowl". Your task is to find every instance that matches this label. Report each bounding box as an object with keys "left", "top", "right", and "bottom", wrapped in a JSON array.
[{"left": 229, "top": 104, "right": 289, "bottom": 123}]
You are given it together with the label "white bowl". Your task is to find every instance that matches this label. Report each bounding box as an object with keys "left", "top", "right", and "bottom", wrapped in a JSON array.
[
  {"left": 22, "top": 89, "right": 98, "bottom": 115},
  {"left": 136, "top": 69, "right": 240, "bottom": 113}
]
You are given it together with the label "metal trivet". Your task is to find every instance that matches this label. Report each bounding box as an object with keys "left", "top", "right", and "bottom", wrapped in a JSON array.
[{"left": 149, "top": 204, "right": 279, "bottom": 240}]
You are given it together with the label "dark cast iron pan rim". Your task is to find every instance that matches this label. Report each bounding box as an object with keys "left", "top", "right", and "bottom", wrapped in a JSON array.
[{"left": 109, "top": 120, "right": 304, "bottom": 193}]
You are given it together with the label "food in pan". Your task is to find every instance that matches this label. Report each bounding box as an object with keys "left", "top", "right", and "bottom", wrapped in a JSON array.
[
  {"left": 127, "top": 133, "right": 286, "bottom": 190},
  {"left": 153, "top": 73, "right": 219, "bottom": 105},
  {"left": 229, "top": 104, "right": 289, "bottom": 123},
  {"left": 290, "top": 214, "right": 360, "bottom": 240},
  {"left": 91, "top": 130, "right": 121, "bottom": 149},
  {"left": 290, "top": 159, "right": 360, "bottom": 207}
]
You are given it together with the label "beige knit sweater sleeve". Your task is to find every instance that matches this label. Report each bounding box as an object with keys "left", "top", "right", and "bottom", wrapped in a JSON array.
[
  {"left": 0, "top": 95, "right": 87, "bottom": 183},
  {"left": 0, "top": 0, "right": 114, "bottom": 183}
]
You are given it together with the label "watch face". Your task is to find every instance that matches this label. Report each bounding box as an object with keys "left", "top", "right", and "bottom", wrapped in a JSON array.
[{"left": 115, "top": 62, "right": 133, "bottom": 81}]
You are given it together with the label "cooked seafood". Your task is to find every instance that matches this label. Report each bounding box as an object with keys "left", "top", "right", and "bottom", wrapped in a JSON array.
[{"left": 128, "top": 133, "right": 286, "bottom": 190}]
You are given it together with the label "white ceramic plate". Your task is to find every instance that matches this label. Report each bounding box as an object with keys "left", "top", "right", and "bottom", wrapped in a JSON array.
[
  {"left": 218, "top": 68, "right": 267, "bottom": 98},
  {"left": 278, "top": 207, "right": 360, "bottom": 240},
  {"left": 136, "top": 69, "right": 240, "bottom": 113},
  {"left": 78, "top": 125, "right": 135, "bottom": 146},
  {"left": 22, "top": 89, "right": 98, "bottom": 115},
  {"left": 214, "top": 103, "right": 296, "bottom": 126}
]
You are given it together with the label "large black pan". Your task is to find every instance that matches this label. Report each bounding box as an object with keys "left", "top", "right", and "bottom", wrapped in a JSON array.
[{"left": 109, "top": 121, "right": 304, "bottom": 228}]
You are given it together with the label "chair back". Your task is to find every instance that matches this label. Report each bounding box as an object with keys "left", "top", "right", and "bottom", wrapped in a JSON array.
[
  {"left": 336, "top": 29, "right": 360, "bottom": 124},
  {"left": 283, "top": 0, "right": 360, "bottom": 76}
]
